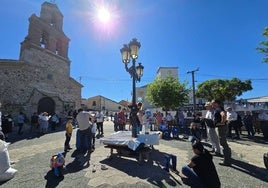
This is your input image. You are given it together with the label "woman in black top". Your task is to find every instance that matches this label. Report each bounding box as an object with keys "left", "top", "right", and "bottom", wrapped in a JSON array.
[{"left": 181, "top": 142, "right": 221, "bottom": 188}]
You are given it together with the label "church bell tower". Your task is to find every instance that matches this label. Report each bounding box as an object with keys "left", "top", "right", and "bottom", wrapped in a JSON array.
[{"left": 20, "top": 2, "right": 70, "bottom": 60}]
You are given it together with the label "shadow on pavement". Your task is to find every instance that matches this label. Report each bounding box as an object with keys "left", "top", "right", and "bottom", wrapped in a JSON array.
[
  {"left": 230, "top": 158, "right": 268, "bottom": 182},
  {"left": 44, "top": 170, "right": 64, "bottom": 188},
  {"left": 43, "top": 149, "right": 90, "bottom": 187},
  {"left": 6, "top": 125, "right": 66, "bottom": 144},
  {"left": 99, "top": 149, "right": 183, "bottom": 187},
  {"left": 65, "top": 150, "right": 90, "bottom": 174}
]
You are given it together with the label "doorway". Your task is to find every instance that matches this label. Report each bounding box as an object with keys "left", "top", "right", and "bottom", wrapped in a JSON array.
[{"left": 37, "top": 97, "right": 55, "bottom": 115}]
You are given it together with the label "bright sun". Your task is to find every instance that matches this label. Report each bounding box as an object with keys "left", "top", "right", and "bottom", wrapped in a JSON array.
[{"left": 97, "top": 8, "right": 111, "bottom": 23}]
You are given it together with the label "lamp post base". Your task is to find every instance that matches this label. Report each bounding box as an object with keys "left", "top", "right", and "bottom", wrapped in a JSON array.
[{"left": 132, "top": 124, "right": 137, "bottom": 138}]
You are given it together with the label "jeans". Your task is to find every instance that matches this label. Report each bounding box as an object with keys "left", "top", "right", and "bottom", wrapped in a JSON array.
[
  {"left": 80, "top": 127, "right": 92, "bottom": 152},
  {"left": 182, "top": 165, "right": 204, "bottom": 188},
  {"left": 91, "top": 133, "right": 96, "bottom": 148},
  {"left": 97, "top": 122, "right": 104, "bottom": 135}
]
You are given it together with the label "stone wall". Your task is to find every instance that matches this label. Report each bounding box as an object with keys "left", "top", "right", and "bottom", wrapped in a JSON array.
[
  {"left": 0, "top": 58, "right": 81, "bottom": 119},
  {"left": 85, "top": 96, "right": 123, "bottom": 113}
]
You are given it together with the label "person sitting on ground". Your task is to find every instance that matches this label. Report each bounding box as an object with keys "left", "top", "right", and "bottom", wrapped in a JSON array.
[
  {"left": 159, "top": 120, "right": 168, "bottom": 132},
  {"left": 181, "top": 141, "right": 221, "bottom": 188},
  {"left": 189, "top": 122, "right": 202, "bottom": 143}
]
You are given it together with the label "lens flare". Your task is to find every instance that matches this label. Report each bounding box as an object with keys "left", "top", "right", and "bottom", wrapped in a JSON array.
[{"left": 97, "top": 8, "right": 111, "bottom": 24}]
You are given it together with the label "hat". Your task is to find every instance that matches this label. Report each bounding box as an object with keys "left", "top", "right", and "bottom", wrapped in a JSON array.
[
  {"left": 67, "top": 116, "right": 73, "bottom": 119},
  {"left": 204, "top": 102, "right": 211, "bottom": 107},
  {"left": 226, "top": 106, "right": 232, "bottom": 110}
]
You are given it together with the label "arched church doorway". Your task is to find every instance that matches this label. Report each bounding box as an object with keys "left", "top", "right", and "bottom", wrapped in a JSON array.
[{"left": 38, "top": 97, "right": 55, "bottom": 115}]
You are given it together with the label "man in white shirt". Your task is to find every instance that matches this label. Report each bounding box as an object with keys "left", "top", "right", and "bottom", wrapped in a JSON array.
[
  {"left": 76, "top": 109, "right": 92, "bottom": 154},
  {"left": 202, "top": 102, "right": 221, "bottom": 156},
  {"left": 226, "top": 107, "right": 239, "bottom": 139},
  {"left": 95, "top": 111, "right": 104, "bottom": 136}
]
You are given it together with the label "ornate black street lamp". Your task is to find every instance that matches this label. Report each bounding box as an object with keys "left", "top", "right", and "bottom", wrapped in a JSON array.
[{"left": 120, "top": 38, "right": 144, "bottom": 138}]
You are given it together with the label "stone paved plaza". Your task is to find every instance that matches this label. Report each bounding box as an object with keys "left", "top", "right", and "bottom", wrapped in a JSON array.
[{"left": 1, "top": 121, "right": 268, "bottom": 188}]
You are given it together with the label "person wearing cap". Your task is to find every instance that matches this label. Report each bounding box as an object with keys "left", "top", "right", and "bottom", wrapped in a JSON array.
[
  {"left": 64, "top": 116, "right": 73, "bottom": 152},
  {"left": 201, "top": 102, "right": 221, "bottom": 156},
  {"left": 226, "top": 107, "right": 239, "bottom": 139},
  {"left": 181, "top": 142, "right": 221, "bottom": 188}
]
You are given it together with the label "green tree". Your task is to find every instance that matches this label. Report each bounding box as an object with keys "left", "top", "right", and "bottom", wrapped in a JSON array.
[
  {"left": 257, "top": 27, "right": 268, "bottom": 63},
  {"left": 196, "top": 78, "right": 252, "bottom": 102},
  {"left": 146, "top": 76, "right": 189, "bottom": 113}
]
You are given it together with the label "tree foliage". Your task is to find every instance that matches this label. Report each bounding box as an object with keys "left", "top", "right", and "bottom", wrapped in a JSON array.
[
  {"left": 257, "top": 27, "right": 268, "bottom": 63},
  {"left": 146, "top": 76, "right": 189, "bottom": 111},
  {"left": 196, "top": 78, "right": 252, "bottom": 102}
]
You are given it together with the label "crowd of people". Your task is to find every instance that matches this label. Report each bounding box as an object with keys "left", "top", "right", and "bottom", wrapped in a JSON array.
[
  {"left": 180, "top": 99, "right": 268, "bottom": 187},
  {"left": 0, "top": 111, "right": 62, "bottom": 140},
  {"left": 0, "top": 101, "right": 267, "bottom": 185}
]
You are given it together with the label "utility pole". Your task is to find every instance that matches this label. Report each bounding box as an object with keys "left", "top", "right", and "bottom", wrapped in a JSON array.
[{"left": 187, "top": 67, "right": 199, "bottom": 114}]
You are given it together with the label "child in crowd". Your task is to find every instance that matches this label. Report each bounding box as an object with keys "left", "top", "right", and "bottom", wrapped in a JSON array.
[
  {"left": 189, "top": 122, "right": 202, "bottom": 143},
  {"left": 64, "top": 116, "right": 73, "bottom": 152},
  {"left": 159, "top": 120, "right": 168, "bottom": 132},
  {"left": 90, "top": 116, "right": 97, "bottom": 151}
]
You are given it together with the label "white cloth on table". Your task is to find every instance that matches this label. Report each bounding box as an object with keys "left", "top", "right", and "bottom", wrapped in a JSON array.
[{"left": 100, "top": 131, "right": 160, "bottom": 151}]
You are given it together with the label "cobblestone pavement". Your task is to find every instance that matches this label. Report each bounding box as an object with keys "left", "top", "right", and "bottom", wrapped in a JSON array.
[{"left": 1, "top": 121, "right": 268, "bottom": 188}]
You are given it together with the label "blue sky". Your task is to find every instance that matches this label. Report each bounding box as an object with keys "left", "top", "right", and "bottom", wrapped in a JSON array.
[{"left": 1, "top": 0, "right": 268, "bottom": 102}]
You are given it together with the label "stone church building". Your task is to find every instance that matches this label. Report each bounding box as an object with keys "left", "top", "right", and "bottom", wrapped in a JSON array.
[{"left": 0, "top": 2, "right": 82, "bottom": 118}]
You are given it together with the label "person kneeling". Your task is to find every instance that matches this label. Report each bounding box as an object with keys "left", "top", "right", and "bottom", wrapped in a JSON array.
[{"left": 181, "top": 142, "right": 221, "bottom": 188}]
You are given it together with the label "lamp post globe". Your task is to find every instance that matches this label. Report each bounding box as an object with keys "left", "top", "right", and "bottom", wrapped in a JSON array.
[
  {"left": 120, "top": 38, "right": 144, "bottom": 138},
  {"left": 120, "top": 44, "right": 130, "bottom": 64}
]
